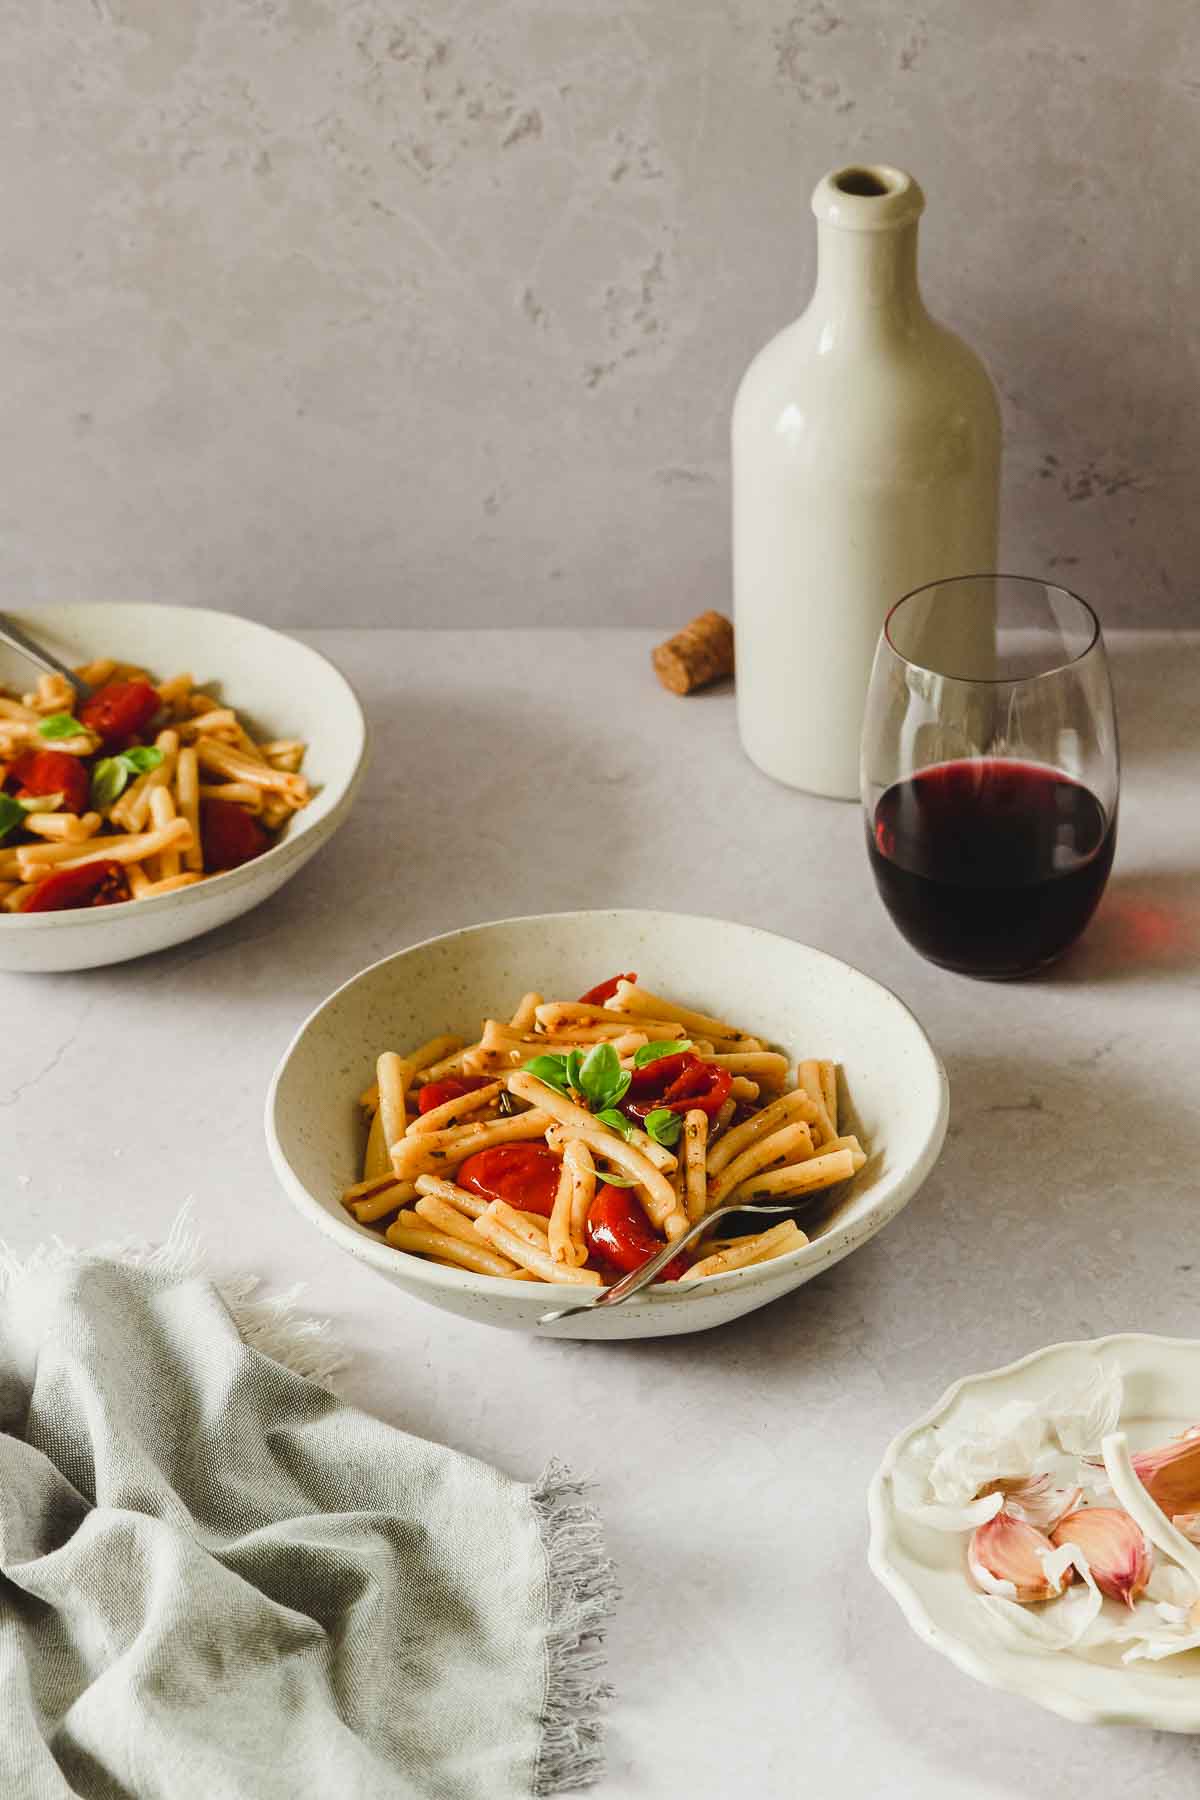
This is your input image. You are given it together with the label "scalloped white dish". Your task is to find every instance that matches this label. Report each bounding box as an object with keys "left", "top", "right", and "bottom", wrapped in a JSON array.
[{"left": 868, "top": 1334, "right": 1200, "bottom": 1732}]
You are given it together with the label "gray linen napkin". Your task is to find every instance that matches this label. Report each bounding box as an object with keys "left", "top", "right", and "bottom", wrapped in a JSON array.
[{"left": 0, "top": 1230, "right": 615, "bottom": 1800}]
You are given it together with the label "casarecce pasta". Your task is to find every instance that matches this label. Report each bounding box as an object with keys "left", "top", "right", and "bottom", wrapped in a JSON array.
[
  {"left": 0, "top": 659, "right": 311, "bottom": 912},
  {"left": 344, "top": 972, "right": 868, "bottom": 1289}
]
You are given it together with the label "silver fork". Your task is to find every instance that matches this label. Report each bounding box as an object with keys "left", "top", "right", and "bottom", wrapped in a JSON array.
[
  {"left": 0, "top": 613, "right": 93, "bottom": 700},
  {"left": 537, "top": 1200, "right": 803, "bottom": 1325}
]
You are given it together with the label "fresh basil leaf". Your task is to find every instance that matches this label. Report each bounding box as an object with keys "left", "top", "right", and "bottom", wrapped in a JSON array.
[
  {"left": 577, "top": 1041, "right": 621, "bottom": 1107},
  {"left": 608, "top": 1068, "right": 632, "bottom": 1108},
  {"left": 90, "top": 756, "right": 130, "bottom": 810},
  {"left": 594, "top": 1170, "right": 638, "bottom": 1188},
  {"left": 594, "top": 1107, "right": 636, "bottom": 1141},
  {"left": 523, "top": 1054, "right": 571, "bottom": 1093},
  {"left": 565, "top": 1048, "right": 585, "bottom": 1094},
  {"left": 633, "top": 1039, "right": 693, "bottom": 1067},
  {"left": 0, "top": 793, "right": 25, "bottom": 843},
  {"left": 0, "top": 791, "right": 62, "bottom": 841},
  {"left": 38, "top": 712, "right": 85, "bottom": 740},
  {"left": 121, "top": 746, "right": 164, "bottom": 775},
  {"left": 644, "top": 1107, "right": 683, "bottom": 1148}
]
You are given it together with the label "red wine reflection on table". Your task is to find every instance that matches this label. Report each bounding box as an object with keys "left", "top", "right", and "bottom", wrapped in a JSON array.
[{"left": 867, "top": 758, "right": 1116, "bottom": 978}]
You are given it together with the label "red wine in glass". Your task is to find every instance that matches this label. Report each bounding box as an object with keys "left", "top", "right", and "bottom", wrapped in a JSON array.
[
  {"left": 867, "top": 758, "right": 1116, "bottom": 978},
  {"left": 862, "top": 577, "right": 1119, "bottom": 977}
]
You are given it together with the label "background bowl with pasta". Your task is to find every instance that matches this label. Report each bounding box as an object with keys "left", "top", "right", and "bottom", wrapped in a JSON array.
[
  {"left": 265, "top": 909, "right": 949, "bottom": 1340},
  {"left": 0, "top": 603, "right": 367, "bottom": 973}
]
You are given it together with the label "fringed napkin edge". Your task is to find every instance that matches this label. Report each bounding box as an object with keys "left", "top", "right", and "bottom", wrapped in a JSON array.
[{"left": 0, "top": 1205, "right": 619, "bottom": 1796}]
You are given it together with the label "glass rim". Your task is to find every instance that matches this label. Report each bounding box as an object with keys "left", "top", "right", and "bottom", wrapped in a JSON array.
[{"left": 883, "top": 573, "right": 1102, "bottom": 686}]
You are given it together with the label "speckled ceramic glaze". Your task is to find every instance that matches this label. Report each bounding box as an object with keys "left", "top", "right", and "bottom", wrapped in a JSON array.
[
  {"left": 0, "top": 604, "right": 367, "bottom": 972},
  {"left": 265, "top": 911, "right": 949, "bottom": 1340},
  {"left": 869, "top": 1334, "right": 1200, "bottom": 1732}
]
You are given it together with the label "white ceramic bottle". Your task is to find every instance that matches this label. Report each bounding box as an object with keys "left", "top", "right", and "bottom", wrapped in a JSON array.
[{"left": 732, "top": 164, "right": 1001, "bottom": 799}]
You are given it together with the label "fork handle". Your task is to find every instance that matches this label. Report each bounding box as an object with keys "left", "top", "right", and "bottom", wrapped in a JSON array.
[
  {"left": 0, "top": 614, "right": 92, "bottom": 700},
  {"left": 536, "top": 1199, "right": 798, "bottom": 1325}
]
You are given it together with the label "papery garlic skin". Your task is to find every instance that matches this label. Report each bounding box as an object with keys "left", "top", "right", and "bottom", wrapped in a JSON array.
[
  {"left": 1114, "top": 1564, "right": 1200, "bottom": 1659},
  {"left": 975, "top": 1549, "right": 1103, "bottom": 1655},
  {"left": 986, "top": 1474, "right": 1083, "bottom": 1534},
  {"left": 1049, "top": 1508, "right": 1153, "bottom": 1608},
  {"left": 1121, "top": 1622, "right": 1200, "bottom": 1662},
  {"left": 968, "top": 1513, "right": 1072, "bottom": 1605},
  {"left": 927, "top": 1404, "right": 1045, "bottom": 1506},
  {"left": 1044, "top": 1365, "right": 1124, "bottom": 1454},
  {"left": 1173, "top": 1513, "right": 1200, "bottom": 1546},
  {"left": 1129, "top": 1429, "right": 1200, "bottom": 1519}
]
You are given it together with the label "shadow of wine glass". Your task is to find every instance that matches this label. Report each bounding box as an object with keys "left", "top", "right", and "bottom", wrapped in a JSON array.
[{"left": 1043, "top": 865, "right": 1200, "bottom": 987}]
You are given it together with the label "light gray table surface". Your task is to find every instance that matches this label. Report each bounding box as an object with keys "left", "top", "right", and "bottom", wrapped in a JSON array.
[{"left": 5, "top": 628, "right": 1198, "bottom": 1799}]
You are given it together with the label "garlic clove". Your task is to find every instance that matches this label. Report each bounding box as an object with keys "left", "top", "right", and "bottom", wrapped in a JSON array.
[
  {"left": 1049, "top": 1507, "right": 1153, "bottom": 1608},
  {"left": 1129, "top": 1428, "right": 1200, "bottom": 1518},
  {"left": 968, "top": 1513, "right": 1072, "bottom": 1604}
]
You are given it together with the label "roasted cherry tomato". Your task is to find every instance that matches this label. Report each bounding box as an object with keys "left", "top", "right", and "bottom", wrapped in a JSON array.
[
  {"left": 658, "top": 1056, "right": 733, "bottom": 1116},
  {"left": 584, "top": 1185, "right": 688, "bottom": 1282},
  {"left": 577, "top": 971, "right": 637, "bottom": 1006},
  {"left": 201, "top": 796, "right": 271, "bottom": 871},
  {"left": 624, "top": 1050, "right": 732, "bottom": 1122},
  {"left": 626, "top": 1051, "right": 693, "bottom": 1098},
  {"left": 21, "top": 860, "right": 128, "bottom": 912},
  {"left": 456, "top": 1143, "right": 562, "bottom": 1217},
  {"left": 9, "top": 748, "right": 90, "bottom": 815},
  {"left": 417, "top": 1074, "right": 495, "bottom": 1115},
  {"left": 78, "top": 679, "right": 161, "bottom": 748}
]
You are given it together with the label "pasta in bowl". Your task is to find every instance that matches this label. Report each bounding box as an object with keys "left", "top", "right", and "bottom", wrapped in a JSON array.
[
  {"left": 266, "top": 911, "right": 949, "bottom": 1340},
  {"left": 0, "top": 604, "right": 366, "bottom": 972},
  {"left": 345, "top": 977, "right": 868, "bottom": 1290},
  {"left": 0, "top": 654, "right": 313, "bottom": 913}
]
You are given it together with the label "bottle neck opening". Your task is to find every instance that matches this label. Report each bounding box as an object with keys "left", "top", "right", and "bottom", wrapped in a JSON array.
[{"left": 808, "top": 163, "right": 926, "bottom": 343}]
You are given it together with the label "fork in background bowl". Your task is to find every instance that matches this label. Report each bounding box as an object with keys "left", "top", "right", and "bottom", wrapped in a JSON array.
[{"left": 0, "top": 603, "right": 367, "bottom": 974}]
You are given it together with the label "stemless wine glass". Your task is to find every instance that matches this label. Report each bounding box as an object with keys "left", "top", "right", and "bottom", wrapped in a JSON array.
[{"left": 860, "top": 575, "right": 1119, "bottom": 978}]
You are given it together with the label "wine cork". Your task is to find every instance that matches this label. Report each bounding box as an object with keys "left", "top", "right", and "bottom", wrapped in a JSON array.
[{"left": 652, "top": 610, "right": 735, "bottom": 695}]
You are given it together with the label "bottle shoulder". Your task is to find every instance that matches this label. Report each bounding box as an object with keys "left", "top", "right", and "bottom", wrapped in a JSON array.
[
  {"left": 918, "top": 316, "right": 1001, "bottom": 416},
  {"left": 733, "top": 309, "right": 1000, "bottom": 462}
]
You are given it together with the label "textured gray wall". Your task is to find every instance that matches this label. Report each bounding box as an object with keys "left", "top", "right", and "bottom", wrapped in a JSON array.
[{"left": 3, "top": 2, "right": 1195, "bottom": 629}]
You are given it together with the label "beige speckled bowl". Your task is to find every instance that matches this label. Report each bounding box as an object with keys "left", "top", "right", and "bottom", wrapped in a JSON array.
[
  {"left": 265, "top": 911, "right": 948, "bottom": 1340},
  {"left": 0, "top": 604, "right": 367, "bottom": 973}
]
